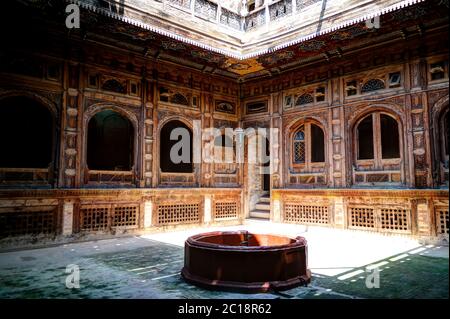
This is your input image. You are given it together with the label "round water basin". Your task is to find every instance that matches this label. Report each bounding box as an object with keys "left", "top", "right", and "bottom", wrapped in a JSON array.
[{"left": 181, "top": 230, "right": 311, "bottom": 292}]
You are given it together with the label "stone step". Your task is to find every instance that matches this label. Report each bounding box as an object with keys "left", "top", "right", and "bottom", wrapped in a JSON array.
[
  {"left": 249, "top": 210, "right": 270, "bottom": 219},
  {"left": 258, "top": 197, "right": 271, "bottom": 203},
  {"left": 245, "top": 217, "right": 271, "bottom": 223},
  {"left": 255, "top": 203, "right": 270, "bottom": 211}
]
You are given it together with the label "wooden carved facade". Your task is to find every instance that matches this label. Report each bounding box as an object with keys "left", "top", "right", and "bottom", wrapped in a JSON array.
[{"left": 0, "top": 0, "right": 448, "bottom": 246}]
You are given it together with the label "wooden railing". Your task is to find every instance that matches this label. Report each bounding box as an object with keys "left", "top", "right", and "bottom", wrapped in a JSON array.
[
  {"left": 159, "top": 172, "right": 196, "bottom": 186},
  {"left": 0, "top": 167, "right": 50, "bottom": 184},
  {"left": 86, "top": 169, "right": 135, "bottom": 185}
]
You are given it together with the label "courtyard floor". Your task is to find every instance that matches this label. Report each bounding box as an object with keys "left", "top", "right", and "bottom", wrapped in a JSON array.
[{"left": 0, "top": 220, "right": 448, "bottom": 299}]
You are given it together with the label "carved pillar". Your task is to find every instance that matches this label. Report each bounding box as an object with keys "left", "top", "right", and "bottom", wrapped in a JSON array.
[
  {"left": 332, "top": 197, "right": 345, "bottom": 229},
  {"left": 409, "top": 91, "right": 432, "bottom": 188},
  {"left": 62, "top": 200, "right": 74, "bottom": 235},
  {"left": 329, "top": 106, "right": 346, "bottom": 187},
  {"left": 143, "top": 199, "right": 153, "bottom": 228},
  {"left": 59, "top": 62, "right": 81, "bottom": 188},
  {"left": 142, "top": 77, "right": 154, "bottom": 188},
  {"left": 270, "top": 93, "right": 282, "bottom": 189},
  {"left": 329, "top": 77, "right": 346, "bottom": 187},
  {"left": 202, "top": 93, "right": 214, "bottom": 187},
  {"left": 204, "top": 195, "right": 212, "bottom": 223},
  {"left": 152, "top": 70, "right": 159, "bottom": 188},
  {"left": 413, "top": 199, "right": 433, "bottom": 237}
]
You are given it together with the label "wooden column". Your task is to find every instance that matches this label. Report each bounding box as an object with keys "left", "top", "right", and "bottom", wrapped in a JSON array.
[
  {"left": 59, "top": 62, "right": 82, "bottom": 188},
  {"left": 142, "top": 73, "right": 154, "bottom": 188}
]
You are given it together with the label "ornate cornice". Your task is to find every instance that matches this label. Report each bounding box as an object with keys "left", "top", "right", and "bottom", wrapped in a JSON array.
[{"left": 67, "top": 0, "right": 426, "bottom": 59}]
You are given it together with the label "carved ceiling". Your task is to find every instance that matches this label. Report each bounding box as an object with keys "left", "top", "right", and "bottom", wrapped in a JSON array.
[{"left": 6, "top": 0, "right": 450, "bottom": 80}]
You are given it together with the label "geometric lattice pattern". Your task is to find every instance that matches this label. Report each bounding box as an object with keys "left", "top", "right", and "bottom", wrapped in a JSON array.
[
  {"left": 168, "top": 0, "right": 191, "bottom": 9},
  {"left": 80, "top": 207, "right": 109, "bottom": 231},
  {"left": 214, "top": 202, "right": 238, "bottom": 220},
  {"left": 349, "top": 207, "right": 375, "bottom": 229},
  {"left": 157, "top": 203, "right": 200, "bottom": 225},
  {"left": 170, "top": 93, "right": 189, "bottom": 106},
  {"left": 361, "top": 78, "right": 385, "bottom": 93},
  {"left": 0, "top": 209, "right": 56, "bottom": 238},
  {"left": 112, "top": 205, "right": 138, "bottom": 228},
  {"left": 294, "top": 141, "right": 305, "bottom": 163},
  {"left": 284, "top": 204, "right": 329, "bottom": 225},
  {"left": 436, "top": 208, "right": 449, "bottom": 235},
  {"left": 296, "top": 93, "right": 314, "bottom": 106},
  {"left": 380, "top": 208, "right": 409, "bottom": 231},
  {"left": 294, "top": 130, "right": 305, "bottom": 164}
]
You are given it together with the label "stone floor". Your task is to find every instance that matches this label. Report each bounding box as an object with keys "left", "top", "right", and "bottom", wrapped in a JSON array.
[{"left": 0, "top": 220, "right": 448, "bottom": 299}]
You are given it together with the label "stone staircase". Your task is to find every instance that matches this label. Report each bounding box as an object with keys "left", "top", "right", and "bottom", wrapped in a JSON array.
[{"left": 249, "top": 192, "right": 271, "bottom": 220}]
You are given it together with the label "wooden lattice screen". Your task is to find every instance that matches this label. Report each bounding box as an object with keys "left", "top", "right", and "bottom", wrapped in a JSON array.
[
  {"left": 0, "top": 208, "right": 57, "bottom": 238},
  {"left": 157, "top": 203, "right": 200, "bottom": 225},
  {"left": 112, "top": 205, "right": 139, "bottom": 228},
  {"left": 214, "top": 202, "right": 238, "bottom": 220},
  {"left": 80, "top": 204, "right": 139, "bottom": 231},
  {"left": 348, "top": 206, "right": 411, "bottom": 233},
  {"left": 80, "top": 207, "right": 109, "bottom": 231},
  {"left": 284, "top": 204, "right": 329, "bottom": 225},
  {"left": 380, "top": 208, "right": 409, "bottom": 232},
  {"left": 436, "top": 207, "right": 449, "bottom": 235},
  {"left": 349, "top": 207, "right": 376, "bottom": 229}
]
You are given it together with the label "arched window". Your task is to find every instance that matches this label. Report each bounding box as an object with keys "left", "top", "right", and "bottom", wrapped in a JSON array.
[
  {"left": 0, "top": 96, "right": 53, "bottom": 169},
  {"left": 361, "top": 79, "right": 385, "bottom": 93},
  {"left": 160, "top": 120, "right": 193, "bottom": 173},
  {"left": 87, "top": 110, "right": 134, "bottom": 171},
  {"left": 292, "top": 123, "right": 325, "bottom": 165},
  {"left": 357, "top": 113, "right": 400, "bottom": 161},
  {"left": 171, "top": 93, "right": 189, "bottom": 106},
  {"left": 101, "top": 79, "right": 126, "bottom": 94}
]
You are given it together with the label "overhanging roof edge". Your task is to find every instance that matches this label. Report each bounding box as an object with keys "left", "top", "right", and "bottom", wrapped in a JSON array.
[{"left": 67, "top": 0, "right": 427, "bottom": 60}]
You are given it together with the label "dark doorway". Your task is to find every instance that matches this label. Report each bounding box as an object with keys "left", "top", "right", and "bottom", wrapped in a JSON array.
[
  {"left": 0, "top": 96, "right": 53, "bottom": 168},
  {"left": 262, "top": 137, "right": 270, "bottom": 191},
  {"left": 87, "top": 110, "right": 134, "bottom": 171},
  {"left": 160, "top": 120, "right": 193, "bottom": 173}
]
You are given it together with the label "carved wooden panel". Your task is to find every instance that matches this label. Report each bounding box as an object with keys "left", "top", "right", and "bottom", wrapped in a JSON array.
[
  {"left": 156, "top": 203, "right": 200, "bottom": 225},
  {"left": 435, "top": 206, "right": 449, "bottom": 236},
  {"left": 380, "top": 208, "right": 409, "bottom": 232},
  {"left": 349, "top": 207, "right": 375, "bottom": 230},
  {"left": 348, "top": 205, "right": 411, "bottom": 234},
  {"left": 112, "top": 205, "right": 139, "bottom": 228},
  {"left": 214, "top": 201, "right": 238, "bottom": 220},
  {"left": 0, "top": 207, "right": 57, "bottom": 238},
  {"left": 80, "top": 203, "right": 140, "bottom": 231},
  {"left": 284, "top": 203, "right": 329, "bottom": 225},
  {"left": 80, "top": 206, "right": 109, "bottom": 231}
]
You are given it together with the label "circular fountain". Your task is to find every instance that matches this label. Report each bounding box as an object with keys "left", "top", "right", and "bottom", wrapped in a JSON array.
[{"left": 181, "top": 230, "right": 311, "bottom": 292}]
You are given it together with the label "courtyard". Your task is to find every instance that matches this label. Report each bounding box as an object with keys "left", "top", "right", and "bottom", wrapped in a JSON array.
[{"left": 0, "top": 221, "right": 447, "bottom": 299}]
